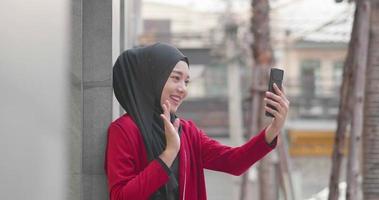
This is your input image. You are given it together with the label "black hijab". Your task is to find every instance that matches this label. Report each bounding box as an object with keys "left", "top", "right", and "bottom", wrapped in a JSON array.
[{"left": 113, "top": 42, "right": 188, "bottom": 199}]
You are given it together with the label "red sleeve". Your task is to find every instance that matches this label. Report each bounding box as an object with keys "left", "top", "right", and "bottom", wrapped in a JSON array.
[
  {"left": 105, "top": 123, "right": 170, "bottom": 200},
  {"left": 195, "top": 123, "right": 277, "bottom": 176}
]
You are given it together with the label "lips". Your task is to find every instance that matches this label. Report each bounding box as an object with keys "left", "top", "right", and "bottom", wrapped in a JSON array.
[{"left": 170, "top": 95, "right": 181, "bottom": 105}]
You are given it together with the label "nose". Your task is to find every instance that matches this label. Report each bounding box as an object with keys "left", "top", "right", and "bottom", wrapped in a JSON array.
[{"left": 177, "top": 81, "right": 187, "bottom": 93}]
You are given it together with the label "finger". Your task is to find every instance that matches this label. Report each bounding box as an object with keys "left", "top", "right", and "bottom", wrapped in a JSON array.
[
  {"left": 273, "top": 83, "right": 290, "bottom": 104},
  {"left": 163, "top": 100, "right": 170, "bottom": 119},
  {"left": 264, "top": 98, "right": 281, "bottom": 113},
  {"left": 161, "top": 114, "right": 176, "bottom": 130},
  {"left": 274, "top": 84, "right": 289, "bottom": 105},
  {"left": 266, "top": 91, "right": 282, "bottom": 103},
  {"left": 162, "top": 103, "right": 172, "bottom": 125},
  {"left": 264, "top": 98, "right": 284, "bottom": 114},
  {"left": 273, "top": 83, "right": 284, "bottom": 96},
  {"left": 281, "top": 84, "right": 286, "bottom": 95},
  {"left": 269, "top": 96, "right": 288, "bottom": 112},
  {"left": 165, "top": 100, "right": 171, "bottom": 118},
  {"left": 173, "top": 118, "right": 180, "bottom": 131},
  {"left": 265, "top": 106, "right": 281, "bottom": 118},
  {"left": 277, "top": 85, "right": 290, "bottom": 104},
  {"left": 266, "top": 91, "right": 289, "bottom": 108},
  {"left": 162, "top": 103, "right": 168, "bottom": 116},
  {"left": 160, "top": 114, "right": 169, "bottom": 125}
]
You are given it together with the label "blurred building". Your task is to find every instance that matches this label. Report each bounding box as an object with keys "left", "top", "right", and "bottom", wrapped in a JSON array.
[
  {"left": 272, "top": 0, "right": 353, "bottom": 120},
  {"left": 271, "top": 1, "right": 353, "bottom": 198},
  {"left": 1, "top": 0, "right": 355, "bottom": 199},
  {"left": 140, "top": 1, "right": 219, "bottom": 48},
  {"left": 138, "top": 1, "right": 354, "bottom": 199},
  {"left": 271, "top": 0, "right": 353, "bottom": 157},
  {"left": 140, "top": 1, "right": 239, "bottom": 137},
  {"left": 140, "top": 0, "right": 354, "bottom": 153}
]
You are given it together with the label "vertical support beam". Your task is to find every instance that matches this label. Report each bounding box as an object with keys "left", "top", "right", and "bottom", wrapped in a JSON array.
[
  {"left": 328, "top": 3, "right": 358, "bottom": 199},
  {"left": 82, "top": 0, "right": 113, "bottom": 199},
  {"left": 346, "top": 1, "right": 370, "bottom": 200},
  {"left": 112, "top": 0, "right": 122, "bottom": 120},
  {"left": 69, "top": 0, "right": 83, "bottom": 199},
  {"left": 363, "top": 1, "right": 379, "bottom": 199},
  {"left": 225, "top": 17, "right": 244, "bottom": 200}
]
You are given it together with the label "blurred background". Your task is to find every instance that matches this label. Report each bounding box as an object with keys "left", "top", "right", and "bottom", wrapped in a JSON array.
[{"left": 1, "top": 0, "right": 377, "bottom": 199}]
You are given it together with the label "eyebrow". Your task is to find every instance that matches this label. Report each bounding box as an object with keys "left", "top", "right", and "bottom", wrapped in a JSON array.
[{"left": 172, "top": 70, "right": 190, "bottom": 79}]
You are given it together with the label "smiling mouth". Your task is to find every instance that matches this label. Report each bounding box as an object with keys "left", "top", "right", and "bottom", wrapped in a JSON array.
[{"left": 170, "top": 96, "right": 181, "bottom": 105}]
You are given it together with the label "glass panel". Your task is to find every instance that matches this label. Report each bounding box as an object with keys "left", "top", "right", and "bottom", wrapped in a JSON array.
[
  {"left": 300, "top": 59, "right": 321, "bottom": 100},
  {"left": 333, "top": 60, "right": 344, "bottom": 94}
]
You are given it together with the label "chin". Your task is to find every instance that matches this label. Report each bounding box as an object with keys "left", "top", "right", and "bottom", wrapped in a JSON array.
[
  {"left": 171, "top": 106, "right": 179, "bottom": 113},
  {"left": 171, "top": 109, "right": 177, "bottom": 113}
]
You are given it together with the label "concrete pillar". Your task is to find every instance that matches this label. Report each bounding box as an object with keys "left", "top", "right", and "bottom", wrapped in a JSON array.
[
  {"left": 225, "top": 16, "right": 244, "bottom": 200},
  {"left": 70, "top": 0, "right": 113, "bottom": 199},
  {"left": 82, "top": 0, "right": 113, "bottom": 198}
]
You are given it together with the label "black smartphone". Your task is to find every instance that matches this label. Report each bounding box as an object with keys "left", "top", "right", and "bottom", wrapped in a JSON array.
[{"left": 265, "top": 68, "right": 284, "bottom": 117}]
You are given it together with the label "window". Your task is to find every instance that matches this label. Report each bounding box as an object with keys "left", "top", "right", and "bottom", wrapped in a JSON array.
[
  {"left": 205, "top": 64, "right": 227, "bottom": 97},
  {"left": 187, "top": 65, "right": 206, "bottom": 98},
  {"left": 333, "top": 61, "right": 344, "bottom": 93},
  {"left": 141, "top": 19, "right": 171, "bottom": 44},
  {"left": 300, "top": 59, "right": 321, "bottom": 99}
]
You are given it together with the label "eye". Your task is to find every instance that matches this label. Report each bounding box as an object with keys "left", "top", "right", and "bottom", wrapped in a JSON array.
[
  {"left": 171, "top": 76, "right": 180, "bottom": 81},
  {"left": 185, "top": 80, "right": 190, "bottom": 86}
]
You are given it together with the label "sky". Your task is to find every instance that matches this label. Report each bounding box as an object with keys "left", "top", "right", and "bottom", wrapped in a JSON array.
[
  {"left": 143, "top": 0, "right": 249, "bottom": 12},
  {"left": 143, "top": 0, "right": 351, "bottom": 15}
]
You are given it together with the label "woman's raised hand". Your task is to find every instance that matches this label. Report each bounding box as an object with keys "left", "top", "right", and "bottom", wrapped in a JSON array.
[
  {"left": 159, "top": 100, "right": 180, "bottom": 167},
  {"left": 264, "top": 83, "right": 290, "bottom": 143}
]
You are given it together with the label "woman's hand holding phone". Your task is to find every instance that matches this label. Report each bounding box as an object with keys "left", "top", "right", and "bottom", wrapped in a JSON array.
[{"left": 264, "top": 83, "right": 290, "bottom": 143}]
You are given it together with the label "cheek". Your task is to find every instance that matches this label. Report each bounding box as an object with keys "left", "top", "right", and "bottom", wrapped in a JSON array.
[
  {"left": 160, "top": 91, "right": 168, "bottom": 105},
  {"left": 160, "top": 84, "right": 172, "bottom": 104}
]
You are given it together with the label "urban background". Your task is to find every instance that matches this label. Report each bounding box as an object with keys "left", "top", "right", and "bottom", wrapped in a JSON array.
[{"left": 0, "top": 0, "right": 378, "bottom": 199}]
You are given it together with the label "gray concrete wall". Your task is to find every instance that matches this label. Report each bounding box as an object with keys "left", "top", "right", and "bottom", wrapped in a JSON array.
[
  {"left": 0, "top": 0, "right": 71, "bottom": 199},
  {"left": 81, "top": 0, "right": 113, "bottom": 199},
  {"left": 0, "top": 0, "right": 113, "bottom": 199}
]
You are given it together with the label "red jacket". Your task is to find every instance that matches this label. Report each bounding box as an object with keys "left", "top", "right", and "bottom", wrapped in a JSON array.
[{"left": 105, "top": 113, "right": 277, "bottom": 200}]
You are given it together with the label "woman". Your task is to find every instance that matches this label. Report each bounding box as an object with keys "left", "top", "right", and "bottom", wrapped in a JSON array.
[{"left": 105, "top": 42, "right": 289, "bottom": 200}]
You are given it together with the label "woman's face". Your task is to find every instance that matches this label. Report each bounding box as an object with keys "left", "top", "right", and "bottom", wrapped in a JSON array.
[{"left": 161, "top": 60, "right": 190, "bottom": 113}]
